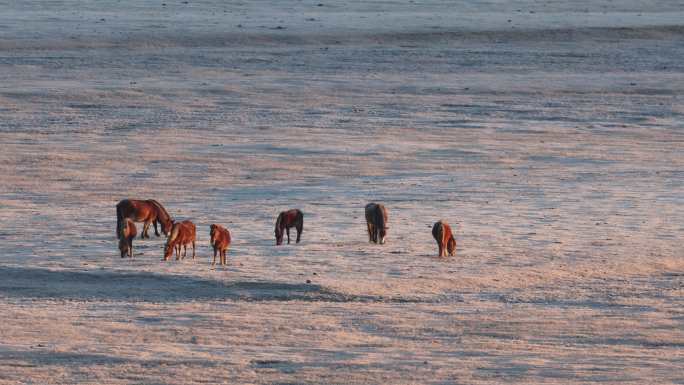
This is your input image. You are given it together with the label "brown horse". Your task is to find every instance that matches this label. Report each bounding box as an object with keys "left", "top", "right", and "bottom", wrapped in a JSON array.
[
  {"left": 163, "top": 220, "right": 196, "bottom": 261},
  {"left": 275, "top": 209, "right": 303, "bottom": 245},
  {"left": 210, "top": 224, "right": 231, "bottom": 266},
  {"left": 118, "top": 218, "right": 137, "bottom": 258},
  {"left": 432, "top": 220, "right": 456, "bottom": 257},
  {"left": 116, "top": 199, "right": 173, "bottom": 239},
  {"left": 365, "top": 203, "right": 388, "bottom": 244}
]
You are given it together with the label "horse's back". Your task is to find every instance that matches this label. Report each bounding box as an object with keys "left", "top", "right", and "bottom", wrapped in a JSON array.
[
  {"left": 280, "top": 209, "right": 302, "bottom": 225},
  {"left": 366, "top": 203, "right": 387, "bottom": 226},
  {"left": 179, "top": 220, "right": 196, "bottom": 242}
]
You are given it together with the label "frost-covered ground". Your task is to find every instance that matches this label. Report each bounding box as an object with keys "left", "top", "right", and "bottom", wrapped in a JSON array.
[{"left": 0, "top": 1, "right": 683, "bottom": 383}]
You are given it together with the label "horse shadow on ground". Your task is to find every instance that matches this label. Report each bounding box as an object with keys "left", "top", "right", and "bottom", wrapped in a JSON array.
[{"left": 0, "top": 266, "right": 427, "bottom": 303}]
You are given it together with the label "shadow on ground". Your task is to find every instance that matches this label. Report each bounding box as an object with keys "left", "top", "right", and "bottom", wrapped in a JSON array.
[{"left": 0, "top": 266, "right": 427, "bottom": 303}]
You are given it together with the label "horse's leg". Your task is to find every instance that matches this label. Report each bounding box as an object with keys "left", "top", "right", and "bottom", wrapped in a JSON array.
[
  {"left": 286, "top": 227, "right": 291, "bottom": 244},
  {"left": 192, "top": 241, "right": 195, "bottom": 260},
  {"left": 176, "top": 244, "right": 181, "bottom": 260},
  {"left": 129, "top": 238, "right": 134, "bottom": 258},
  {"left": 367, "top": 223, "right": 373, "bottom": 242},
  {"left": 142, "top": 221, "right": 151, "bottom": 238},
  {"left": 296, "top": 222, "right": 302, "bottom": 243},
  {"left": 222, "top": 250, "right": 226, "bottom": 265},
  {"left": 212, "top": 247, "right": 217, "bottom": 266},
  {"left": 153, "top": 220, "right": 160, "bottom": 237}
]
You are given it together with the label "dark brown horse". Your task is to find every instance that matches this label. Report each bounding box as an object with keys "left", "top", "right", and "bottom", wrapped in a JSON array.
[
  {"left": 365, "top": 203, "right": 388, "bottom": 244},
  {"left": 432, "top": 220, "right": 456, "bottom": 257},
  {"left": 164, "top": 220, "right": 196, "bottom": 261},
  {"left": 275, "top": 209, "right": 303, "bottom": 245},
  {"left": 210, "top": 224, "right": 231, "bottom": 266},
  {"left": 116, "top": 199, "right": 173, "bottom": 239},
  {"left": 118, "top": 218, "right": 137, "bottom": 258}
]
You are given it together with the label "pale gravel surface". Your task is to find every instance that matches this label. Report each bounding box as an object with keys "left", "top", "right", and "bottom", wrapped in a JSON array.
[{"left": 0, "top": 1, "right": 683, "bottom": 384}]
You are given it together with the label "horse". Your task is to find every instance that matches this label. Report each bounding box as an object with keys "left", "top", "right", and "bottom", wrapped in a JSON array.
[
  {"left": 275, "top": 209, "right": 303, "bottom": 245},
  {"left": 163, "top": 220, "right": 196, "bottom": 261},
  {"left": 210, "top": 224, "right": 231, "bottom": 266},
  {"left": 432, "top": 220, "right": 456, "bottom": 257},
  {"left": 116, "top": 199, "right": 173, "bottom": 239},
  {"left": 118, "top": 218, "right": 137, "bottom": 258},
  {"left": 365, "top": 203, "right": 388, "bottom": 244}
]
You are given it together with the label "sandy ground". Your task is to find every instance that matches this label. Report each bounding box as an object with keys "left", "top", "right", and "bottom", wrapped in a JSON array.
[{"left": 1, "top": 1, "right": 683, "bottom": 384}]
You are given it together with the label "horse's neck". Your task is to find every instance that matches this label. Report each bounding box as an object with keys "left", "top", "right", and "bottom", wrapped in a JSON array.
[{"left": 150, "top": 200, "right": 170, "bottom": 222}]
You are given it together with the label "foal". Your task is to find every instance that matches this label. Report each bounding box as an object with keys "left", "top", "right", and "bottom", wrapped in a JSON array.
[
  {"left": 210, "top": 224, "right": 231, "bottom": 266},
  {"left": 365, "top": 203, "right": 388, "bottom": 244},
  {"left": 118, "top": 218, "right": 137, "bottom": 258},
  {"left": 432, "top": 220, "right": 456, "bottom": 257},
  {"left": 163, "top": 220, "right": 196, "bottom": 261},
  {"left": 275, "top": 209, "right": 303, "bottom": 245}
]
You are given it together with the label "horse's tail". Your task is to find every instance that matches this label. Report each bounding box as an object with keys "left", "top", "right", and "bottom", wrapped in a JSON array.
[{"left": 116, "top": 202, "right": 123, "bottom": 239}]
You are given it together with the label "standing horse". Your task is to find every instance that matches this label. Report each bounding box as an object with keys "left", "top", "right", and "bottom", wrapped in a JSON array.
[
  {"left": 116, "top": 199, "right": 173, "bottom": 239},
  {"left": 432, "top": 220, "right": 456, "bottom": 257},
  {"left": 118, "top": 218, "right": 137, "bottom": 258},
  {"left": 210, "top": 224, "right": 231, "bottom": 266},
  {"left": 365, "top": 203, "right": 388, "bottom": 244},
  {"left": 275, "top": 209, "right": 303, "bottom": 245},
  {"left": 164, "top": 220, "right": 196, "bottom": 261}
]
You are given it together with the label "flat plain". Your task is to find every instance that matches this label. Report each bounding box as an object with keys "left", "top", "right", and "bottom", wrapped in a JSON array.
[{"left": 0, "top": 1, "right": 683, "bottom": 383}]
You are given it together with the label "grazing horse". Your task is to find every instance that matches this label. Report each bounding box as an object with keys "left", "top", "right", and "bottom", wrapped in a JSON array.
[
  {"left": 163, "top": 220, "right": 196, "bottom": 261},
  {"left": 118, "top": 218, "right": 137, "bottom": 258},
  {"left": 116, "top": 199, "right": 173, "bottom": 239},
  {"left": 275, "top": 209, "right": 303, "bottom": 245},
  {"left": 210, "top": 224, "right": 231, "bottom": 266},
  {"left": 432, "top": 220, "right": 456, "bottom": 257},
  {"left": 365, "top": 203, "right": 388, "bottom": 244}
]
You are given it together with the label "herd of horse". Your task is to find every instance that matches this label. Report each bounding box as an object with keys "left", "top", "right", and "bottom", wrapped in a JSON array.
[{"left": 115, "top": 199, "right": 457, "bottom": 264}]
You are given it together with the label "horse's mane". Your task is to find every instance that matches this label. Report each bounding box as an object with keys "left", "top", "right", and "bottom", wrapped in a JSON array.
[
  {"left": 118, "top": 218, "right": 127, "bottom": 239},
  {"left": 148, "top": 199, "right": 171, "bottom": 222},
  {"left": 167, "top": 222, "right": 180, "bottom": 245},
  {"left": 275, "top": 212, "right": 283, "bottom": 233}
]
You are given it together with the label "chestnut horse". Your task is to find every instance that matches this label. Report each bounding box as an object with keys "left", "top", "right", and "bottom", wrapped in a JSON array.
[
  {"left": 275, "top": 209, "right": 303, "bottom": 245},
  {"left": 432, "top": 220, "right": 456, "bottom": 257},
  {"left": 163, "top": 220, "right": 196, "bottom": 261},
  {"left": 118, "top": 218, "right": 137, "bottom": 258},
  {"left": 365, "top": 203, "right": 388, "bottom": 244},
  {"left": 210, "top": 224, "right": 231, "bottom": 266},
  {"left": 116, "top": 199, "right": 173, "bottom": 239}
]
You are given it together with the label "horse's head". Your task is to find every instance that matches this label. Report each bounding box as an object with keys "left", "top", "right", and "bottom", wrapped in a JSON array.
[
  {"left": 160, "top": 218, "right": 174, "bottom": 237},
  {"left": 447, "top": 236, "right": 456, "bottom": 256},
  {"left": 210, "top": 224, "right": 218, "bottom": 243},
  {"left": 118, "top": 238, "right": 130, "bottom": 258},
  {"left": 275, "top": 226, "right": 284, "bottom": 245},
  {"left": 275, "top": 214, "right": 284, "bottom": 245},
  {"left": 379, "top": 226, "right": 388, "bottom": 244},
  {"left": 163, "top": 243, "right": 174, "bottom": 261}
]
